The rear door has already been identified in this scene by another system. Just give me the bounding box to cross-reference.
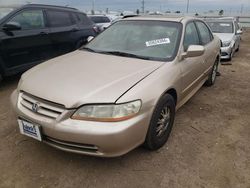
[0,9,52,69]
[180,21,205,99]
[195,21,216,75]
[46,9,78,57]
[72,13,96,48]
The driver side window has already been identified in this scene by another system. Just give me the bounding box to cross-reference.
[9,9,45,30]
[183,22,200,52]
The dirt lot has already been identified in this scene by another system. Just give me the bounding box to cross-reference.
[0,30,250,188]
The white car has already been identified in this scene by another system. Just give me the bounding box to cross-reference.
[205,18,242,61]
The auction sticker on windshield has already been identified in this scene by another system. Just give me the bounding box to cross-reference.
[146,38,170,47]
[18,119,42,141]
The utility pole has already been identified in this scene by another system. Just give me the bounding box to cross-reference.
[92,0,95,13]
[240,4,244,15]
[186,0,190,14]
[142,0,145,14]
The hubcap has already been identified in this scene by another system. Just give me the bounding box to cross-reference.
[156,106,171,137]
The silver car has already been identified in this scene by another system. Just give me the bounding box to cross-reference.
[205,17,242,60]
[11,16,221,157]
[89,15,111,32]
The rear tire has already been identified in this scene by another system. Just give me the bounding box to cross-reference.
[205,59,219,86]
[144,94,175,150]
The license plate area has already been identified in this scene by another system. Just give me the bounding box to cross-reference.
[18,118,42,141]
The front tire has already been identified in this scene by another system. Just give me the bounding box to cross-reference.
[228,45,235,61]
[144,94,176,150]
[236,45,240,52]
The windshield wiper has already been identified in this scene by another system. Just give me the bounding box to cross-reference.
[100,51,153,60]
[81,47,97,52]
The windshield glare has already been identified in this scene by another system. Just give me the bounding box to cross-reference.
[85,20,181,61]
[0,7,14,19]
[207,21,234,33]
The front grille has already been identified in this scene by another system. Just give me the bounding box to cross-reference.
[20,92,65,119]
[221,52,228,56]
[44,136,99,153]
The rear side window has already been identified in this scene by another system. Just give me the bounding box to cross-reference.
[183,22,200,51]
[195,21,212,45]
[9,9,45,30]
[77,13,93,25]
[47,10,73,27]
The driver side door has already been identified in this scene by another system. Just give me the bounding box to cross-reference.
[0,9,52,70]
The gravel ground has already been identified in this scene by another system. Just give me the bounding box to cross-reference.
[0,30,250,188]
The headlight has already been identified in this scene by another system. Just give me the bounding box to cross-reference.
[71,100,142,122]
[222,41,231,47]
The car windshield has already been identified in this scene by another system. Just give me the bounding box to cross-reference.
[206,21,234,33]
[90,16,110,23]
[84,20,182,61]
[0,7,15,20]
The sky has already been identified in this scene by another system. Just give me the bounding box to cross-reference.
[0,0,250,14]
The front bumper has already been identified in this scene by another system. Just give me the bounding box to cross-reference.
[220,46,232,59]
[11,90,152,157]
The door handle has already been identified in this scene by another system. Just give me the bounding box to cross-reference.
[71,28,79,32]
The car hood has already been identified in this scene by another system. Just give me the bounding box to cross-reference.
[20,50,164,108]
[214,33,234,42]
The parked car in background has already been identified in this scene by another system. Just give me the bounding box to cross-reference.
[11,16,221,157]
[205,17,242,61]
[0,4,97,82]
[88,15,111,32]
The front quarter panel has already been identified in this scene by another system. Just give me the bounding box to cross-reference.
[116,60,182,140]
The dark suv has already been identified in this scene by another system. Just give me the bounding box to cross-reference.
[0,4,97,81]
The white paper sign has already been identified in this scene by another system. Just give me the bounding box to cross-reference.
[146,38,170,47]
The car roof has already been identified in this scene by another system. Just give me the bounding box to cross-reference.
[88,15,109,17]
[124,15,200,23]
[203,16,236,21]
[205,19,233,23]
[21,4,81,13]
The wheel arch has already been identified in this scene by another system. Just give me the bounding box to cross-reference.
[163,88,178,106]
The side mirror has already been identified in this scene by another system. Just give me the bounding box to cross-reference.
[87,36,94,43]
[2,22,21,31]
[236,29,243,35]
[181,45,205,59]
